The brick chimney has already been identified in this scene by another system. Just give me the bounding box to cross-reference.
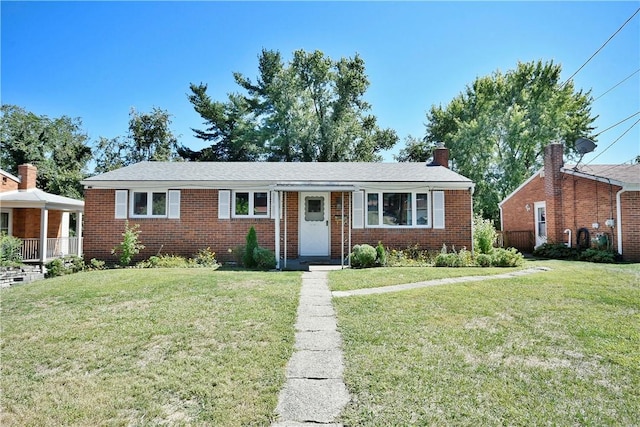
[18,164,38,190]
[431,143,450,168]
[543,142,564,243]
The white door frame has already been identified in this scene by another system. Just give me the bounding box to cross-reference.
[299,192,330,257]
[534,201,547,248]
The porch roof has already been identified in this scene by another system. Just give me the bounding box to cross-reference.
[0,189,84,212]
[82,161,474,189]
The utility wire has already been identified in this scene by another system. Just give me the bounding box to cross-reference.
[594,68,640,101]
[562,7,640,87]
[586,118,640,164]
[594,111,640,137]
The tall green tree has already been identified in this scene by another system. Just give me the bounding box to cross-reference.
[94,107,179,173]
[397,60,596,223]
[186,49,398,162]
[0,104,92,198]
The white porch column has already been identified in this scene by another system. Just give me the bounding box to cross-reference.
[77,212,83,257]
[40,208,49,266]
[274,191,281,270]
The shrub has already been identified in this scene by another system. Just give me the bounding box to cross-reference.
[473,214,497,255]
[491,247,525,267]
[253,247,277,270]
[192,247,219,267]
[475,253,493,267]
[386,244,434,267]
[243,227,258,268]
[0,233,23,266]
[533,243,578,260]
[435,246,474,267]
[579,248,617,263]
[88,258,105,270]
[112,221,145,266]
[375,241,387,266]
[45,255,84,278]
[350,244,377,268]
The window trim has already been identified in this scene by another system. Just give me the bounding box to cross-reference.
[1,209,12,235]
[129,189,169,218]
[231,190,270,218]
[364,190,433,228]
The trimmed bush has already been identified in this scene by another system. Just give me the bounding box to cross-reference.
[579,248,617,263]
[491,247,525,267]
[350,244,377,268]
[243,227,258,268]
[253,247,277,270]
[533,243,578,260]
[475,253,493,267]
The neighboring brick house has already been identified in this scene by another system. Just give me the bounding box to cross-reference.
[81,147,475,268]
[499,142,640,262]
[0,164,84,264]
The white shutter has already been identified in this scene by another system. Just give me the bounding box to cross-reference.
[433,191,445,229]
[168,190,180,219]
[218,190,230,219]
[115,190,128,219]
[352,190,364,229]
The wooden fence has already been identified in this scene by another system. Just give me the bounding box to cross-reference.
[497,230,535,254]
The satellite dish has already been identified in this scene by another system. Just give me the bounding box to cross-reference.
[575,137,597,155]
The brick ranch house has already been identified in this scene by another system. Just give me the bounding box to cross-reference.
[499,142,640,262]
[81,147,475,268]
[0,164,84,264]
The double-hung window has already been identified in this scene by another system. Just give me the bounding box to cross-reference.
[131,191,167,217]
[233,191,269,217]
[366,191,432,227]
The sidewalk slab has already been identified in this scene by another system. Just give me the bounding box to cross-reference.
[286,350,344,379]
[275,378,349,423]
[294,330,342,351]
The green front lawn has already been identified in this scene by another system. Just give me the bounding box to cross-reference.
[1,268,301,426]
[332,260,640,425]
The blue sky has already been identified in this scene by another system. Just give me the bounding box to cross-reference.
[2,1,639,167]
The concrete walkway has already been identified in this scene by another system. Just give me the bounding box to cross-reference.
[332,266,551,298]
[272,267,350,427]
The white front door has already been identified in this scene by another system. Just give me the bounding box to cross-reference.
[534,201,547,248]
[299,192,330,256]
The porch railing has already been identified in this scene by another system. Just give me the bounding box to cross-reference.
[20,237,82,262]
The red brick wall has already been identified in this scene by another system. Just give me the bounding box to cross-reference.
[500,173,544,234]
[18,164,37,190]
[11,208,64,239]
[350,189,472,253]
[84,188,474,264]
[1,173,19,192]
[501,171,640,262]
[621,191,640,262]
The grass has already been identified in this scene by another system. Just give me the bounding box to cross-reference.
[1,268,301,426]
[332,260,640,425]
[329,264,539,292]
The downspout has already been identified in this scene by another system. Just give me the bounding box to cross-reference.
[341,192,344,269]
[284,192,288,269]
[274,191,280,270]
[616,188,627,256]
[470,186,475,254]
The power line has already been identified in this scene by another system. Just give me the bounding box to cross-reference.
[562,7,640,87]
[586,117,640,164]
[594,111,640,137]
[594,68,640,101]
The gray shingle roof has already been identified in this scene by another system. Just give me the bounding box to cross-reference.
[564,164,640,185]
[83,162,473,186]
